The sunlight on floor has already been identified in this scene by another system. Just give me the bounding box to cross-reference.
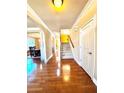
[62,64,71,82]
[40,64,43,70]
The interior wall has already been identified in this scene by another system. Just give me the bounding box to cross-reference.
[27,36,40,49]
[27,29,53,63]
[70,0,96,44]
[60,29,70,43]
[70,0,96,62]
[76,0,96,28]
[69,0,97,83]
[70,16,97,82]
[61,34,69,43]
[54,32,61,61]
[27,6,54,63]
[27,37,35,50]
[70,29,80,47]
[73,0,96,27]
[69,29,80,64]
[43,29,53,61]
[51,36,55,53]
[35,38,40,49]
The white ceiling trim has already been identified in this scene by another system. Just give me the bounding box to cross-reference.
[27,4,55,38]
[27,27,40,31]
[72,0,94,29]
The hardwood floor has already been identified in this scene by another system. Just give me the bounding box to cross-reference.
[27,56,97,93]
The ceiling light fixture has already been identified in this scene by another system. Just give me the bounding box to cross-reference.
[52,0,63,8]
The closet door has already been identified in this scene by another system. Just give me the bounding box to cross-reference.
[87,21,95,78]
[80,24,90,74]
[80,19,96,79]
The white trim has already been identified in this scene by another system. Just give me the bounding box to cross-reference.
[39,30,47,63]
[74,56,82,67]
[80,16,96,30]
[92,78,97,86]
[27,27,40,31]
[79,18,97,86]
[45,54,53,63]
[70,40,97,86]
[42,31,47,63]
[72,0,94,29]
[73,53,97,86]
[27,4,55,38]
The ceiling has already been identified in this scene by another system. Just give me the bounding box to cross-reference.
[27,17,40,38]
[27,16,39,28]
[27,0,88,32]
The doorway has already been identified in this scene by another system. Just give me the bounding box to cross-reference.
[27,30,47,63]
[27,36,41,58]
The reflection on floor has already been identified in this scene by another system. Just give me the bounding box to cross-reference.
[27,57,97,93]
[27,58,37,76]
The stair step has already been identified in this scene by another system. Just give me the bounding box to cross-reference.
[61,54,72,56]
[62,55,73,59]
[61,43,73,59]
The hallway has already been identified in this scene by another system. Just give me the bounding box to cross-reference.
[27,0,97,92]
[27,56,96,93]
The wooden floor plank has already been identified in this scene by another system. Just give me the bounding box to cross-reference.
[27,57,97,93]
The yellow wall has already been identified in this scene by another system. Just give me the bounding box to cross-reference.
[61,34,69,43]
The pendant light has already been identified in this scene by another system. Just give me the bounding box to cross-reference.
[52,0,63,8]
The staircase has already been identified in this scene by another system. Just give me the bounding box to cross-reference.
[61,43,73,59]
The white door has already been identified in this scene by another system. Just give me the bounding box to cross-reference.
[87,23,95,78]
[80,19,96,79]
[80,24,90,74]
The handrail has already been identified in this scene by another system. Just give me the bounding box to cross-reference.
[68,35,74,48]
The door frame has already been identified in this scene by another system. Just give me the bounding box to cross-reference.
[39,30,47,63]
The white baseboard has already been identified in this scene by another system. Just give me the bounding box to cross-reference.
[69,42,97,86]
[45,54,53,63]
[93,78,97,86]
[74,57,82,67]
